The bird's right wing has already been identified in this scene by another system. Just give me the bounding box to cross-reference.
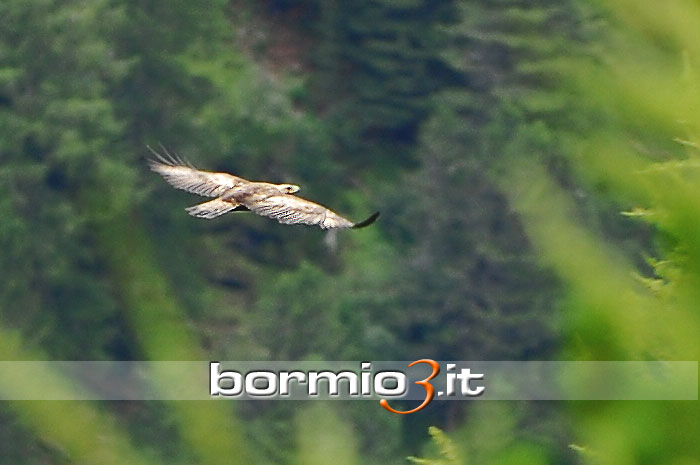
[246,194,379,230]
[147,146,247,197]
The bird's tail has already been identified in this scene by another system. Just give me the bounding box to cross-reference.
[185,198,240,219]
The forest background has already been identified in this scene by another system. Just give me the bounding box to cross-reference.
[1,1,699,464]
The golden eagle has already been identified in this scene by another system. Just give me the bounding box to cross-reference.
[148,147,379,230]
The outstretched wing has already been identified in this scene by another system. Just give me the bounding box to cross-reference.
[245,194,379,230]
[147,146,247,197]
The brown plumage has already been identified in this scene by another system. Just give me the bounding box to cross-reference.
[147,146,379,230]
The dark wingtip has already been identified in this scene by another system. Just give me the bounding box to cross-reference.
[145,143,192,168]
[352,211,380,229]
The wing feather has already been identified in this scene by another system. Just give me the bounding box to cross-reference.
[246,195,356,230]
[147,146,247,197]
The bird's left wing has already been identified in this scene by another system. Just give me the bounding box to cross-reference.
[148,146,247,198]
[246,194,378,230]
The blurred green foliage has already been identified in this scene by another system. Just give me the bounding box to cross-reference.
[0,0,698,464]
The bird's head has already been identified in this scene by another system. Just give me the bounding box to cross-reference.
[278,184,300,194]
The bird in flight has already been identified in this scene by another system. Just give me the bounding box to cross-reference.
[148,146,379,230]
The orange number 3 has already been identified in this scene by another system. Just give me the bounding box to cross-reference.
[380,359,440,414]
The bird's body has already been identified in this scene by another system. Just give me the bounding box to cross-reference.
[148,147,379,230]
